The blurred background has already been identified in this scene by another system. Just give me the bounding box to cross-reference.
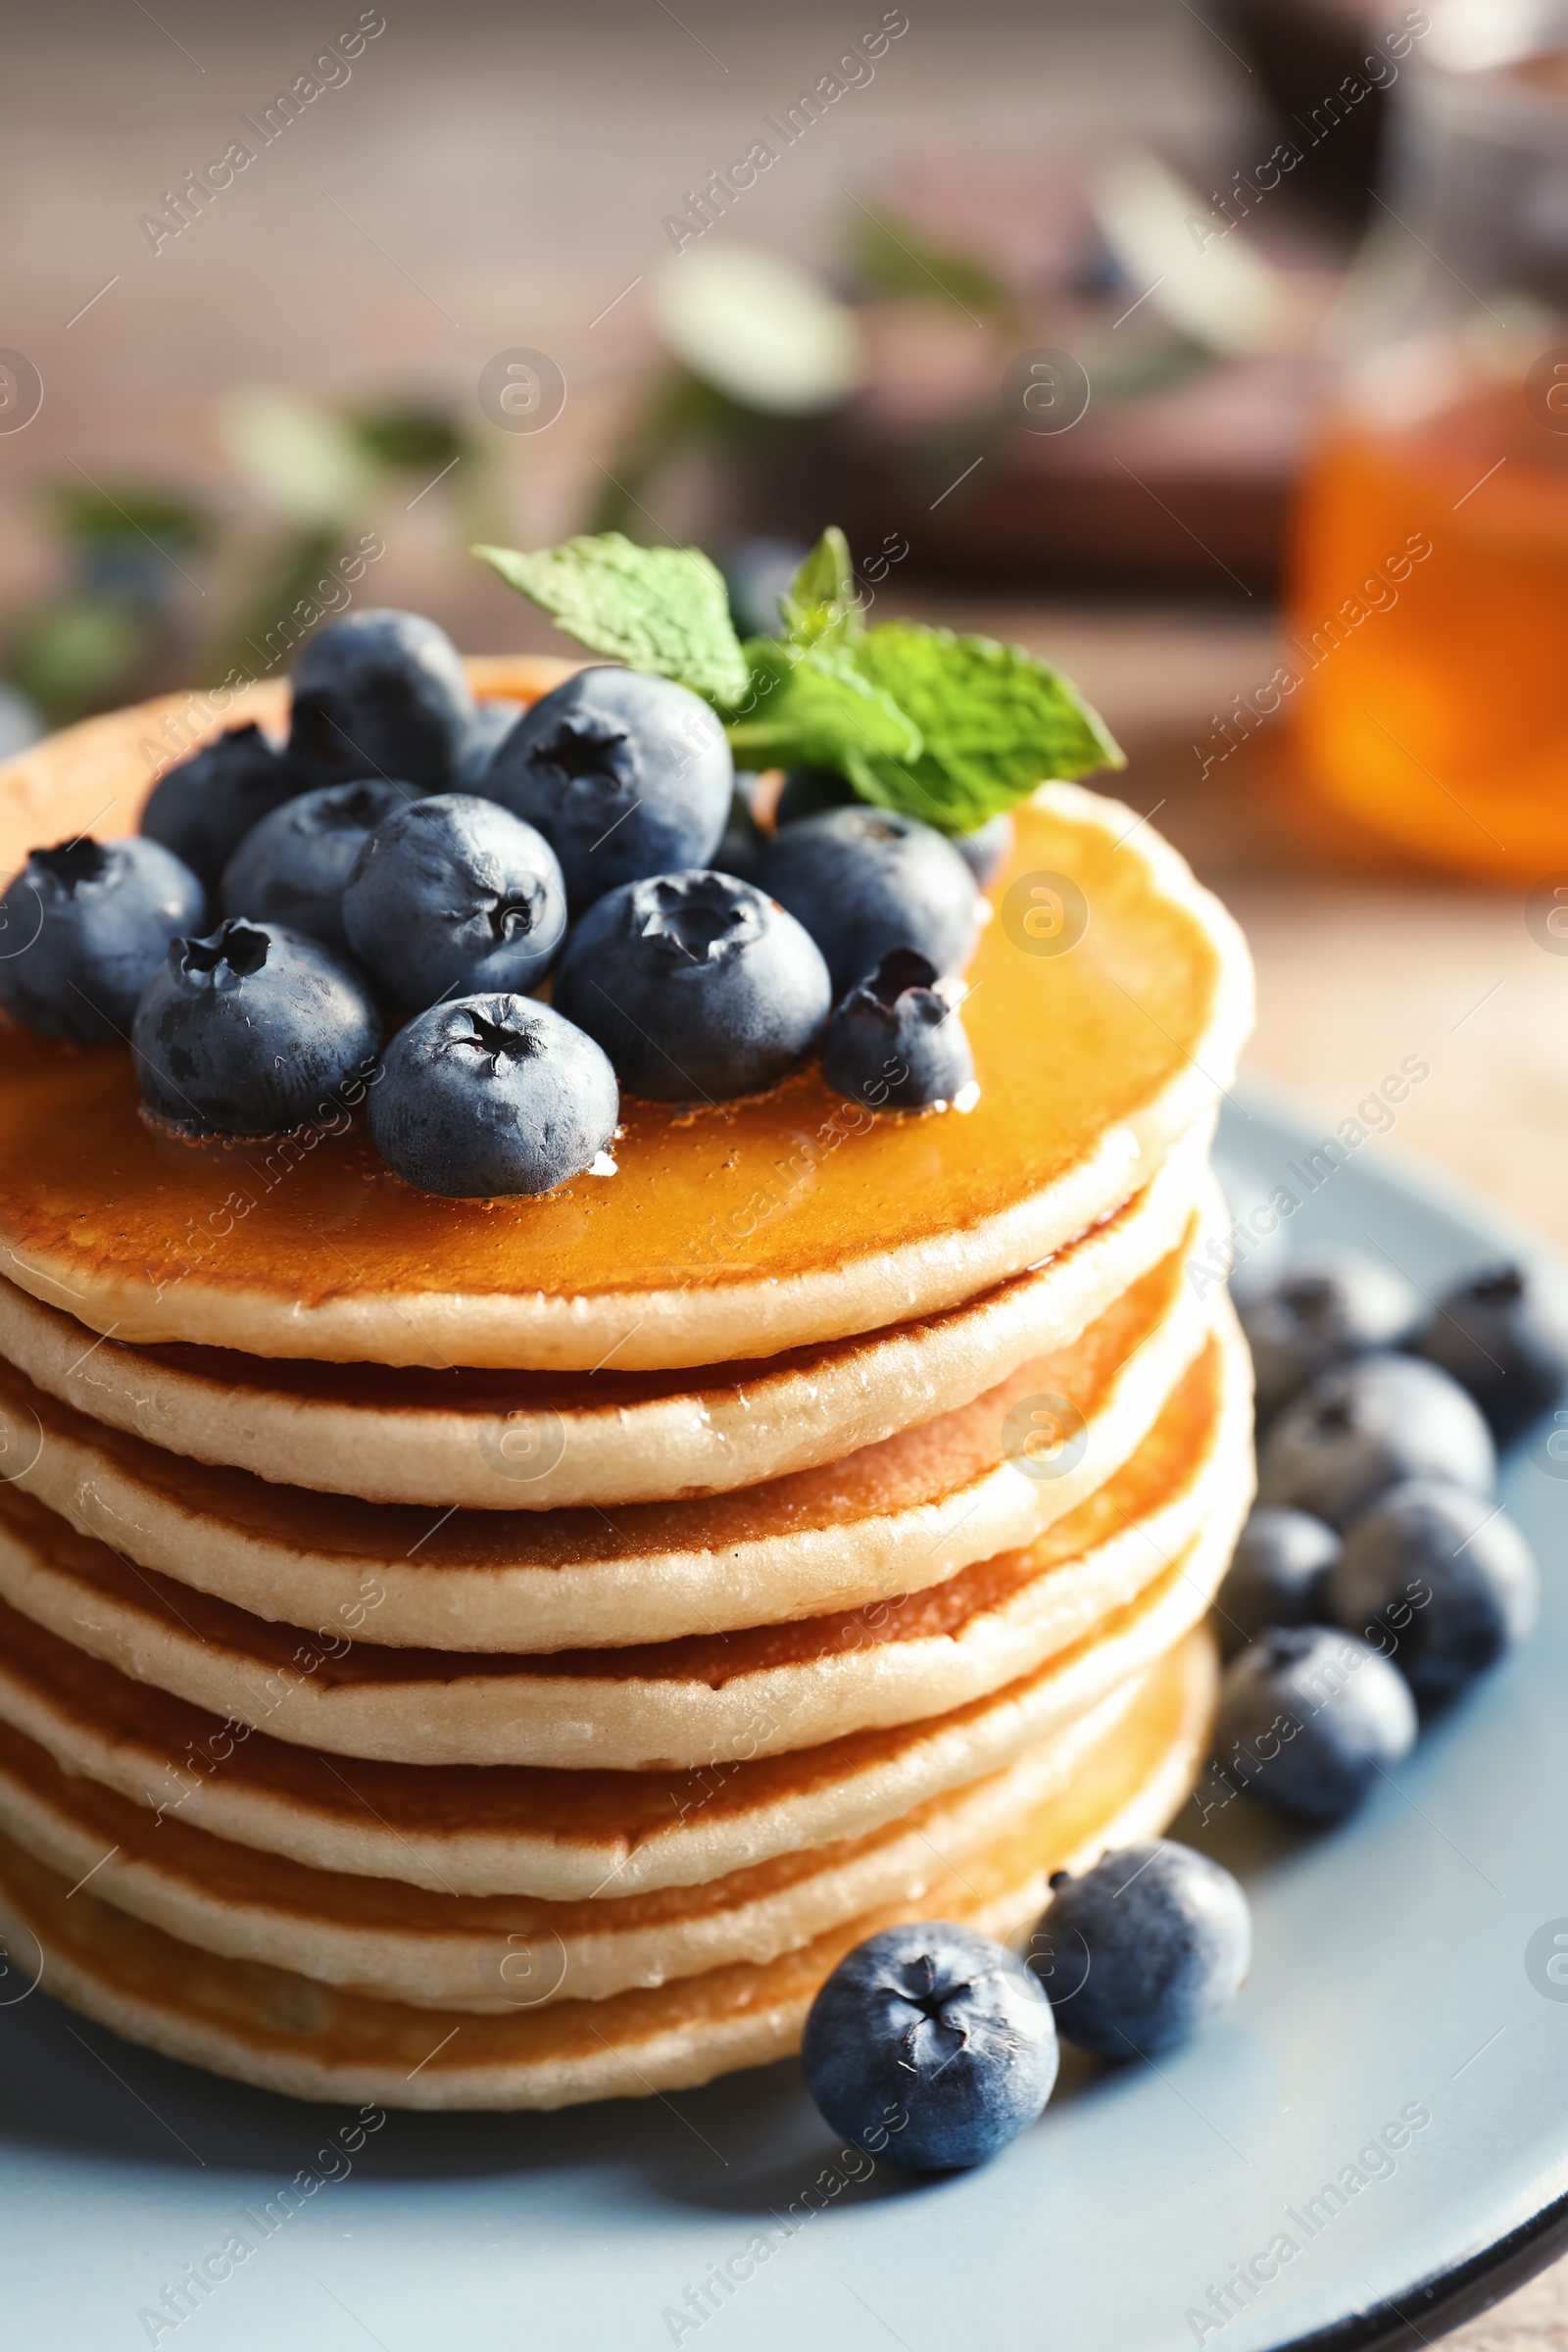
[6,5,1568,2338]
[5,0,1568,1221]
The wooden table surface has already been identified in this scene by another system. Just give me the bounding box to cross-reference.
[934,598,1568,2349]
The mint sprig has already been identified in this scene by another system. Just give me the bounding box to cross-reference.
[473,533,750,706]
[473,525,1122,832]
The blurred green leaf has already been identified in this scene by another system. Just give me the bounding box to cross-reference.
[779,527,861,651]
[845,203,1012,317]
[5,596,158,726]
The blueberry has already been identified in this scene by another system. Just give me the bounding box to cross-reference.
[221,780,413,952]
[1327,1479,1539,1700]
[341,794,566,1009]
[1213,1506,1342,1659]
[0,837,205,1043]
[131,919,380,1135]
[775,764,856,827]
[801,1921,1057,2171]
[368,994,618,1199]
[758,808,979,998]
[553,870,830,1102]
[139,723,305,892]
[821,948,975,1111]
[1255,1352,1495,1530]
[1031,1840,1250,2058]
[452,701,522,794]
[1415,1264,1568,1443]
[482,668,731,912]
[1240,1248,1423,1424]
[288,610,475,791]
[1215,1626,1418,1822]
[954,812,1014,888]
[710,792,768,885]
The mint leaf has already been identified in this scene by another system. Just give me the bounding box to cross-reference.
[724,637,921,776]
[473,533,750,706]
[842,622,1123,831]
[779,526,861,651]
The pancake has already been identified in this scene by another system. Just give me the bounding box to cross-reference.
[0,1473,1244,1899]
[0,1627,1214,2108]
[0,1207,1215,1664]
[0,662,1254,1370]
[0,1654,1159,2011]
[0,1302,1245,1769]
[0,1115,1210,1515]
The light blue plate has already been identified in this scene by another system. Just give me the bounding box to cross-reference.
[5,1086,1567,2352]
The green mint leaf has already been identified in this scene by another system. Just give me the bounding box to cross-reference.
[842,621,1124,832]
[779,526,862,651]
[724,637,921,776]
[472,533,750,706]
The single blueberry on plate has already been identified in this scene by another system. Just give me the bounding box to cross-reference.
[1327,1478,1540,1700]
[131,919,380,1135]
[0,837,205,1043]
[1239,1247,1423,1424]
[801,1920,1057,2171]
[758,807,979,998]
[1214,1625,1418,1823]
[553,870,830,1101]
[1255,1351,1495,1530]
[820,948,975,1111]
[1031,1840,1250,2058]
[1415,1263,1568,1442]
[342,794,567,1008]
[221,780,413,951]
[368,995,618,1199]
[139,723,305,892]
[1213,1505,1341,1658]
[288,609,475,791]
[483,667,731,911]
[954,810,1014,888]
[452,700,522,794]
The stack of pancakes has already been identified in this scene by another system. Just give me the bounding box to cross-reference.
[0,661,1254,2110]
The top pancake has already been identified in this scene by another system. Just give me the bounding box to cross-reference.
[0,661,1252,1370]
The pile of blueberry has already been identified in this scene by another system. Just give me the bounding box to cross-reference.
[799,1838,1252,2171]
[0,611,989,1199]
[1211,1249,1565,1822]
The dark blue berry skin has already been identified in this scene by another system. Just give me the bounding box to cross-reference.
[1255,1352,1495,1530]
[1415,1264,1568,1443]
[1031,1840,1250,2058]
[482,668,731,913]
[368,995,618,1199]
[1328,1479,1539,1701]
[774,764,856,827]
[801,1921,1057,2171]
[288,610,475,792]
[453,701,522,794]
[710,793,767,885]
[759,808,979,998]
[821,948,974,1111]
[131,920,381,1135]
[221,781,413,952]
[341,794,567,1009]
[955,812,1014,888]
[1214,1506,1342,1659]
[1240,1248,1423,1425]
[553,870,830,1102]
[139,723,306,892]
[0,837,205,1044]
[1214,1626,1418,1823]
